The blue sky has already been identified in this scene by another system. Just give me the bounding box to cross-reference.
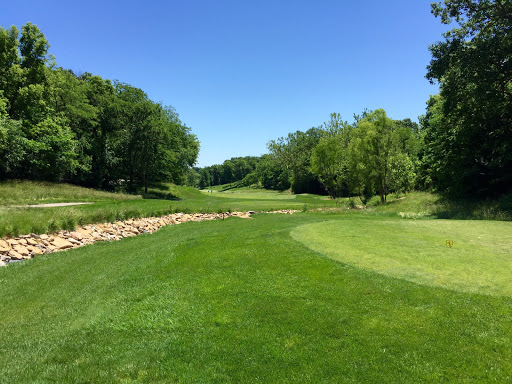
[2,0,447,167]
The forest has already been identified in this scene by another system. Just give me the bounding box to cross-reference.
[0,23,199,192]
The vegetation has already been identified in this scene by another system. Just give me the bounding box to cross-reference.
[2,212,512,382]
[1,180,510,238]
[423,0,512,197]
[1,2,512,382]
[292,218,512,296]
[190,1,512,202]
[0,23,199,192]
[194,111,421,204]
[0,180,139,205]
[0,181,337,236]
[196,156,260,189]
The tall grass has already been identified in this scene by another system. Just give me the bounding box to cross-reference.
[0,180,139,205]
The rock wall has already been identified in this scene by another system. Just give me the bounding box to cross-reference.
[0,210,298,267]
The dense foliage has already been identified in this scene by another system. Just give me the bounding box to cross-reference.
[193,111,421,203]
[195,156,260,189]
[422,0,512,197]
[0,23,199,191]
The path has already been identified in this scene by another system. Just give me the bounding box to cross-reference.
[11,202,94,208]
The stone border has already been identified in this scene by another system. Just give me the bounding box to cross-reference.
[0,210,298,267]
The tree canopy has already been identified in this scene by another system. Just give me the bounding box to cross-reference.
[0,23,199,190]
[424,0,512,196]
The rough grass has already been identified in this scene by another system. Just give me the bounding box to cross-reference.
[371,192,512,221]
[0,180,138,205]
[1,213,511,382]
[0,182,338,236]
[0,181,510,238]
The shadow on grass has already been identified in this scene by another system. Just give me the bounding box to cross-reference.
[141,191,181,201]
[433,194,512,221]
[139,182,181,201]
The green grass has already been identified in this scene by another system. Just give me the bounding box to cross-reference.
[0,181,167,237]
[201,187,298,200]
[1,213,512,382]
[1,181,510,237]
[0,181,338,236]
[0,180,139,205]
[292,217,512,296]
[369,191,512,221]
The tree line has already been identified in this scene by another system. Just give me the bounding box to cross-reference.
[0,23,199,192]
[2,1,510,201]
[191,110,421,204]
[193,0,511,201]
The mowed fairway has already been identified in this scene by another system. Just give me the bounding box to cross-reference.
[1,213,512,383]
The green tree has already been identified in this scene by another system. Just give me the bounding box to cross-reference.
[348,109,399,204]
[19,22,49,86]
[0,25,22,116]
[0,96,25,178]
[311,132,348,199]
[268,127,325,194]
[256,154,290,190]
[21,116,78,181]
[426,0,512,196]
[389,153,416,195]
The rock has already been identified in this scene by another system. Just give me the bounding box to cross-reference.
[69,232,83,241]
[17,238,28,245]
[39,234,49,240]
[0,239,10,252]
[7,239,18,247]
[26,238,38,246]
[0,260,7,267]
[27,245,44,255]
[8,250,23,260]
[51,237,73,250]
[13,245,29,256]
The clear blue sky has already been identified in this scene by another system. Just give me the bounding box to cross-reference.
[2,0,447,167]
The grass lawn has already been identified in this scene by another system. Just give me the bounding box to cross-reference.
[0,181,338,236]
[1,180,510,237]
[292,217,512,296]
[1,212,512,382]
